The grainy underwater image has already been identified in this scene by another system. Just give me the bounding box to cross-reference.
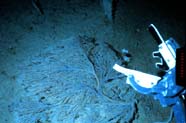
[0,0,185,123]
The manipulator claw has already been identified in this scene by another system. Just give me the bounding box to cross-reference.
[149,24,180,71]
[152,38,179,71]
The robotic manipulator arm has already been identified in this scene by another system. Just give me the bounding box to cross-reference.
[113,24,186,123]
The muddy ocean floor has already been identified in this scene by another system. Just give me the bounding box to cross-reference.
[0,0,185,123]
